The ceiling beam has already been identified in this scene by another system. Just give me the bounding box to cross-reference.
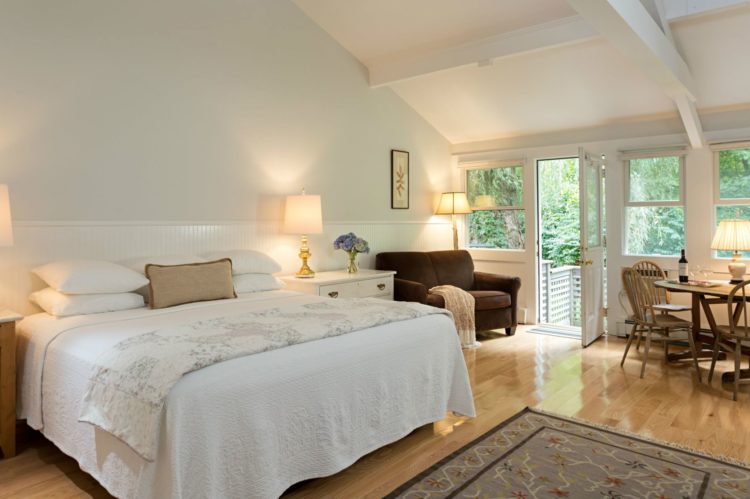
[368,16,597,88]
[566,0,704,147]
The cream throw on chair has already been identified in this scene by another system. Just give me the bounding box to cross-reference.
[430,285,477,348]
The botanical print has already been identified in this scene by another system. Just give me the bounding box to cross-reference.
[392,149,409,209]
[79,298,450,461]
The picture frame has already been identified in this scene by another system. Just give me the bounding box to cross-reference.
[391,149,409,209]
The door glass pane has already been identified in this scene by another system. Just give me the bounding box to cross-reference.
[629,156,680,202]
[718,148,750,199]
[586,163,600,247]
[625,206,685,256]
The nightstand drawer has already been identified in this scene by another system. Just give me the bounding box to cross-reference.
[319,282,359,299]
[280,270,396,301]
[356,278,393,298]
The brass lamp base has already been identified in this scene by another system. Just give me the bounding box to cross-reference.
[295,235,315,278]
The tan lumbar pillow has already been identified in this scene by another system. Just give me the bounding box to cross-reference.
[146,258,237,309]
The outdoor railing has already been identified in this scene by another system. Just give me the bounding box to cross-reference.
[540,261,607,326]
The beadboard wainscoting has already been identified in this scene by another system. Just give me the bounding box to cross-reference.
[0,221,452,314]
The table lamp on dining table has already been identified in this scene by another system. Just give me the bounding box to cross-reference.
[710,219,750,283]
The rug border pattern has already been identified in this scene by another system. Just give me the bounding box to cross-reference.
[386,407,750,497]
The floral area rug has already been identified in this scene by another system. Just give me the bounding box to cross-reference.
[387,408,750,498]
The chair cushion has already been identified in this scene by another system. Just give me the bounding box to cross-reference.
[646,312,691,328]
[427,250,475,291]
[467,290,511,310]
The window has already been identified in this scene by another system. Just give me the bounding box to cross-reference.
[464,164,525,249]
[714,145,750,258]
[624,155,685,256]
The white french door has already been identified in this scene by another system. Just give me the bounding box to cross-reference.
[578,147,606,347]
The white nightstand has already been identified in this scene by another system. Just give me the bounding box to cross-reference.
[281,269,396,300]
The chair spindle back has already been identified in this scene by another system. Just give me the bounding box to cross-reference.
[632,260,669,305]
[727,280,750,339]
[622,267,654,324]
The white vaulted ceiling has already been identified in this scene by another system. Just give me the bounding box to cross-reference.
[388,38,676,143]
[294,0,750,145]
[293,0,577,64]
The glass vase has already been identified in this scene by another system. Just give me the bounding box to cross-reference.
[346,251,358,273]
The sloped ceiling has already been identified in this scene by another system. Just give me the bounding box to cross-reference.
[294,0,750,144]
[293,0,577,64]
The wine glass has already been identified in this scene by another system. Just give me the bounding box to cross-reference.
[689,265,701,282]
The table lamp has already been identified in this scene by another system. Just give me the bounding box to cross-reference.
[283,190,322,278]
[0,185,13,247]
[436,192,472,251]
[710,219,750,283]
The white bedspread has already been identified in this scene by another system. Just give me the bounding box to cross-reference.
[17,290,475,499]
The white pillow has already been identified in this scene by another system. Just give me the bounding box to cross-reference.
[121,255,208,275]
[33,260,149,294]
[201,250,281,275]
[30,287,145,317]
[233,273,285,294]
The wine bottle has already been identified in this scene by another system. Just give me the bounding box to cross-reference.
[678,249,689,283]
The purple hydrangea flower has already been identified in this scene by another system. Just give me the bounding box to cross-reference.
[333,232,369,254]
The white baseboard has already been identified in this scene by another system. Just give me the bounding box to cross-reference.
[518,307,528,324]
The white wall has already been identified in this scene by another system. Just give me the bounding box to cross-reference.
[0,0,451,224]
[455,127,750,330]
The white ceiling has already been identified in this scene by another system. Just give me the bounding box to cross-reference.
[293,0,576,63]
[294,1,750,144]
[389,38,676,142]
[671,6,750,109]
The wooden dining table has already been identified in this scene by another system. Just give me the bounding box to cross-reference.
[655,279,746,382]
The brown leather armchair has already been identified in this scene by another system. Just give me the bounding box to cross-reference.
[375,250,521,335]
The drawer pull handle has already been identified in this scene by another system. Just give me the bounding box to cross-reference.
[377,283,386,290]
[328,291,339,298]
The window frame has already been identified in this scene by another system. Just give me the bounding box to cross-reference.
[624,153,685,208]
[712,142,750,259]
[622,152,686,257]
[712,141,750,207]
[460,159,525,252]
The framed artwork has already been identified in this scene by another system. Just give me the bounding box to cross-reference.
[391,149,409,209]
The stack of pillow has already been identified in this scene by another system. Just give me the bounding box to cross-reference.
[30,260,149,317]
[30,250,285,317]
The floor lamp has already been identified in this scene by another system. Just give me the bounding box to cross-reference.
[436,192,473,250]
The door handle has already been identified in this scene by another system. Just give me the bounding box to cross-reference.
[328,291,339,298]
[575,259,593,266]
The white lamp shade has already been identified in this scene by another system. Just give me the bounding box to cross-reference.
[436,192,472,215]
[0,185,13,247]
[710,219,750,251]
[283,194,323,234]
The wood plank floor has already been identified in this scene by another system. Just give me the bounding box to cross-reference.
[1,326,749,498]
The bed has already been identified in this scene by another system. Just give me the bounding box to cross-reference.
[16,289,475,498]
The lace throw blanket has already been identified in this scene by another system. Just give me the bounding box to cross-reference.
[429,285,476,347]
[78,298,450,461]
